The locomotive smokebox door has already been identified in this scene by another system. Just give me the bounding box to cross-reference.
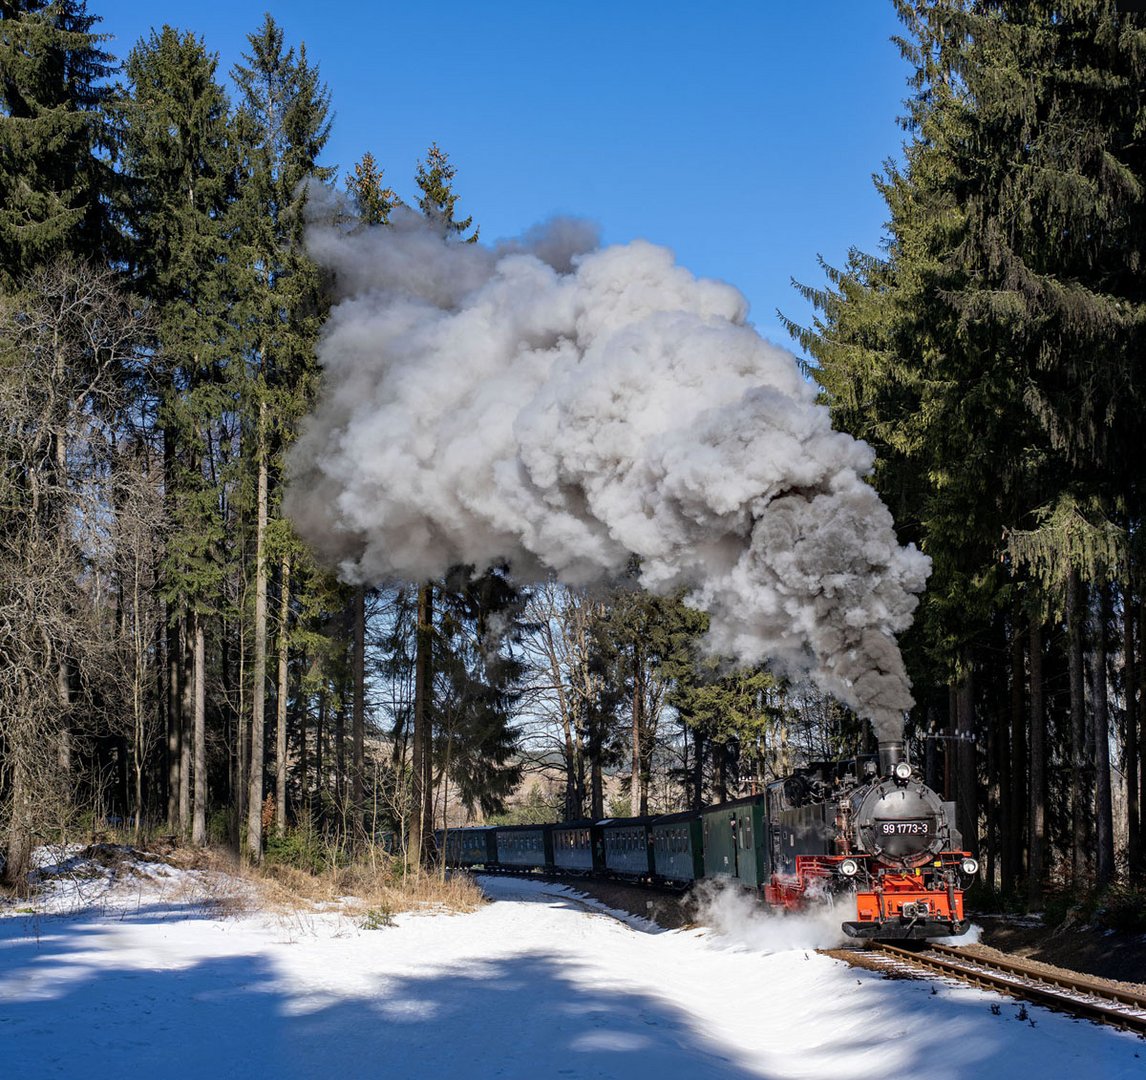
[854,782,946,867]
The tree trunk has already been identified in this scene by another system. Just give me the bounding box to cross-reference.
[221,609,240,848]
[715,741,728,804]
[408,583,433,867]
[955,669,978,865]
[1027,620,1046,907]
[589,705,604,821]
[52,350,72,788]
[3,724,35,896]
[132,558,146,843]
[179,617,192,836]
[692,724,705,810]
[419,584,435,857]
[246,401,269,864]
[1091,584,1114,888]
[1067,571,1087,885]
[1139,598,1146,875]
[236,615,248,850]
[299,656,314,817]
[631,654,642,816]
[315,686,326,812]
[56,656,71,783]
[166,613,181,831]
[944,683,956,802]
[562,716,579,820]
[986,683,1000,890]
[1006,612,1026,891]
[335,697,346,798]
[574,721,587,820]
[924,706,940,793]
[353,583,366,829]
[1127,590,1140,874]
[275,555,291,834]
[191,613,207,846]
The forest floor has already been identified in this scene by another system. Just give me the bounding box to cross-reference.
[969,914,1146,993]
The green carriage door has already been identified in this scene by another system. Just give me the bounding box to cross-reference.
[736,809,757,888]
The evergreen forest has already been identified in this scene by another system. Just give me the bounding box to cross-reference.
[1,0,1145,922]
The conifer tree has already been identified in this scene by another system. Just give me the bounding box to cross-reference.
[401,143,479,862]
[342,148,399,833]
[794,0,1146,893]
[119,25,236,841]
[0,1,119,282]
[415,142,477,242]
[435,567,527,819]
[346,150,397,226]
[231,14,332,861]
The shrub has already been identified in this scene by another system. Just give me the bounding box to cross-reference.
[359,905,395,930]
[207,809,233,847]
[265,825,327,875]
[1097,883,1146,934]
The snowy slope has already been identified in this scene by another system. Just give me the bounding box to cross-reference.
[1,859,1141,1079]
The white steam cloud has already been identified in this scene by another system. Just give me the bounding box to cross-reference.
[691,878,853,952]
[285,193,930,739]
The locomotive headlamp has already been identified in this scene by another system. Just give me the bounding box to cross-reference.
[961,857,979,876]
[893,762,912,782]
[840,858,859,877]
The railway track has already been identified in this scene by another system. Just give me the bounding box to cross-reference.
[824,941,1146,1035]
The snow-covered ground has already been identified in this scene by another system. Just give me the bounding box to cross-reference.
[1,850,1141,1079]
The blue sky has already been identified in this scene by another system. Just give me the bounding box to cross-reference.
[93,1,913,351]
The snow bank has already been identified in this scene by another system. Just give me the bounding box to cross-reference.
[0,861,1139,1079]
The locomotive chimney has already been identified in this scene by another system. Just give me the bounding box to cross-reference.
[878,739,905,777]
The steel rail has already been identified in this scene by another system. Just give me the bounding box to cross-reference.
[925,943,1146,1009]
[870,942,1146,1035]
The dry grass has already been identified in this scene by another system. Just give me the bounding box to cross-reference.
[251,859,486,918]
[9,827,486,922]
[162,862,255,919]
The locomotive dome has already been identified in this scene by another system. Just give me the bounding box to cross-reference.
[853,781,947,868]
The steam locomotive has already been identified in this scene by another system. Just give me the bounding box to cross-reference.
[440,739,976,940]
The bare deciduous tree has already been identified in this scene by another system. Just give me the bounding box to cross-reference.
[0,262,147,892]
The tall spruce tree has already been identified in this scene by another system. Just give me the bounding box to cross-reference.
[346,150,397,226]
[794,0,1146,894]
[231,14,332,861]
[0,1,118,282]
[415,142,477,242]
[342,148,398,834]
[119,25,236,841]
[402,143,480,863]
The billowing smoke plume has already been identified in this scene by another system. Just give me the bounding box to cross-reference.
[286,194,930,740]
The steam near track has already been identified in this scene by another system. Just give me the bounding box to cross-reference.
[285,192,930,740]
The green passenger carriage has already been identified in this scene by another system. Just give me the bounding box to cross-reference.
[650,810,704,883]
[700,794,770,889]
[600,817,655,878]
[492,824,554,869]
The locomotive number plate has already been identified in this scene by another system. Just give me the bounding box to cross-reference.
[878,821,931,836]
